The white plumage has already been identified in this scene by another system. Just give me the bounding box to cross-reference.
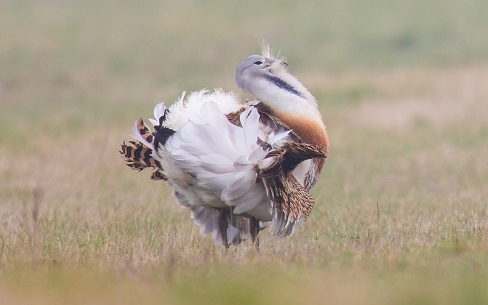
[121,46,328,247]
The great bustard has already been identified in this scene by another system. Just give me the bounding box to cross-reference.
[120,45,328,248]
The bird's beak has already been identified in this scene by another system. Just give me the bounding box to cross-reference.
[263,58,275,68]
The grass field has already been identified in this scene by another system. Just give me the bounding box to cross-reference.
[1,1,488,304]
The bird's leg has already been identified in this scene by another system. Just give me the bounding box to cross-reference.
[218,209,229,249]
[250,216,260,251]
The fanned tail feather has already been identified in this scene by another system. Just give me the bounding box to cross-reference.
[120,140,160,171]
[120,103,174,181]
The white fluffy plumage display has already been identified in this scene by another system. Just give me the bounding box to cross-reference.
[121,45,328,248]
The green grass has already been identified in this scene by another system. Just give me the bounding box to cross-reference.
[1,1,488,304]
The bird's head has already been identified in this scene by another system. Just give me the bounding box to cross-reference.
[235,55,289,93]
[235,47,322,124]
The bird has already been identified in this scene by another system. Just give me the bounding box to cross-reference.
[120,45,329,248]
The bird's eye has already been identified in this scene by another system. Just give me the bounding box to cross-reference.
[254,60,263,65]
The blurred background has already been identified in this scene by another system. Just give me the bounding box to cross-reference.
[2,0,487,209]
[2,0,487,136]
[1,1,488,304]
